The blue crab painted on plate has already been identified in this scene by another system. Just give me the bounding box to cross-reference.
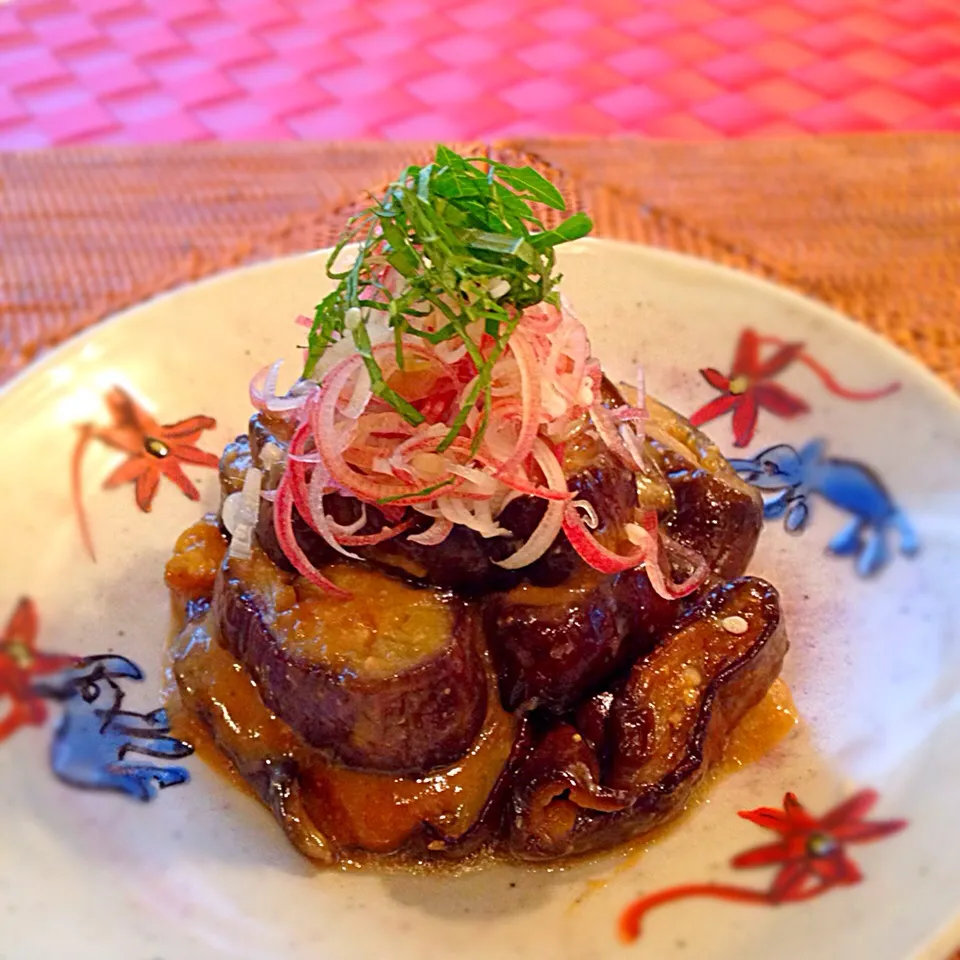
[729,439,919,577]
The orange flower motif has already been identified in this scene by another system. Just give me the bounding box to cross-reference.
[72,387,219,559]
[0,598,77,743]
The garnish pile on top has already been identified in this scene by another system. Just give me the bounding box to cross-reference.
[237,146,705,600]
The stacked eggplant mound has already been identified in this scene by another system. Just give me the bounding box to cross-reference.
[164,148,787,866]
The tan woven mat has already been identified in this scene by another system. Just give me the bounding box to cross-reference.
[1,136,958,392]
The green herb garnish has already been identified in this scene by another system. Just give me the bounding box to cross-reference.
[303,146,592,455]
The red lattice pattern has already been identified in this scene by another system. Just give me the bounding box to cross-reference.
[2,0,960,146]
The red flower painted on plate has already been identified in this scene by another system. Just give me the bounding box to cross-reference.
[689,329,900,448]
[619,789,906,943]
[733,789,906,898]
[72,386,219,559]
[0,598,78,743]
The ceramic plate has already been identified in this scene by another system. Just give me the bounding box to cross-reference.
[2,239,958,960]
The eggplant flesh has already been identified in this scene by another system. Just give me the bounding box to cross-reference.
[168,594,524,861]
[507,577,788,860]
[214,544,488,775]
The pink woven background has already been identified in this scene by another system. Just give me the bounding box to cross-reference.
[2,0,960,147]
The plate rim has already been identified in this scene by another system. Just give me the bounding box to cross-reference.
[3,237,957,417]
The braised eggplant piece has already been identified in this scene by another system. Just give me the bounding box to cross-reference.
[219,434,254,501]
[481,393,762,714]
[644,398,763,580]
[508,577,787,860]
[300,693,527,858]
[214,543,487,774]
[483,565,676,713]
[242,411,636,593]
[168,596,525,861]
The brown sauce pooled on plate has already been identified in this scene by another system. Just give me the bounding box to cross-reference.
[722,678,798,770]
[165,519,521,864]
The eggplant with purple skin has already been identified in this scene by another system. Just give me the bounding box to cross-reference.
[483,565,676,713]
[299,688,528,858]
[168,585,526,861]
[214,542,488,774]
[508,576,788,860]
[482,397,764,714]
[645,397,764,580]
[169,602,336,863]
[241,411,638,593]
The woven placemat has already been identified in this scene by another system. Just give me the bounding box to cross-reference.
[0,142,426,379]
[524,135,960,386]
[1,136,958,394]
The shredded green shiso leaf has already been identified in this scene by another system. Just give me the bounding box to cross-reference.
[303,145,592,454]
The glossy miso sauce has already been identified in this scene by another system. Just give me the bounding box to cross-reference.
[723,678,798,769]
[228,547,456,678]
[167,603,517,866]
[164,518,796,872]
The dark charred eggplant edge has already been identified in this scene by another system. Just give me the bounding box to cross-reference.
[508,577,787,860]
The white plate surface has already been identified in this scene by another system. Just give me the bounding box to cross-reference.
[1,239,957,960]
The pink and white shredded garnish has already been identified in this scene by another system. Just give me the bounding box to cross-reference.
[251,273,706,600]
